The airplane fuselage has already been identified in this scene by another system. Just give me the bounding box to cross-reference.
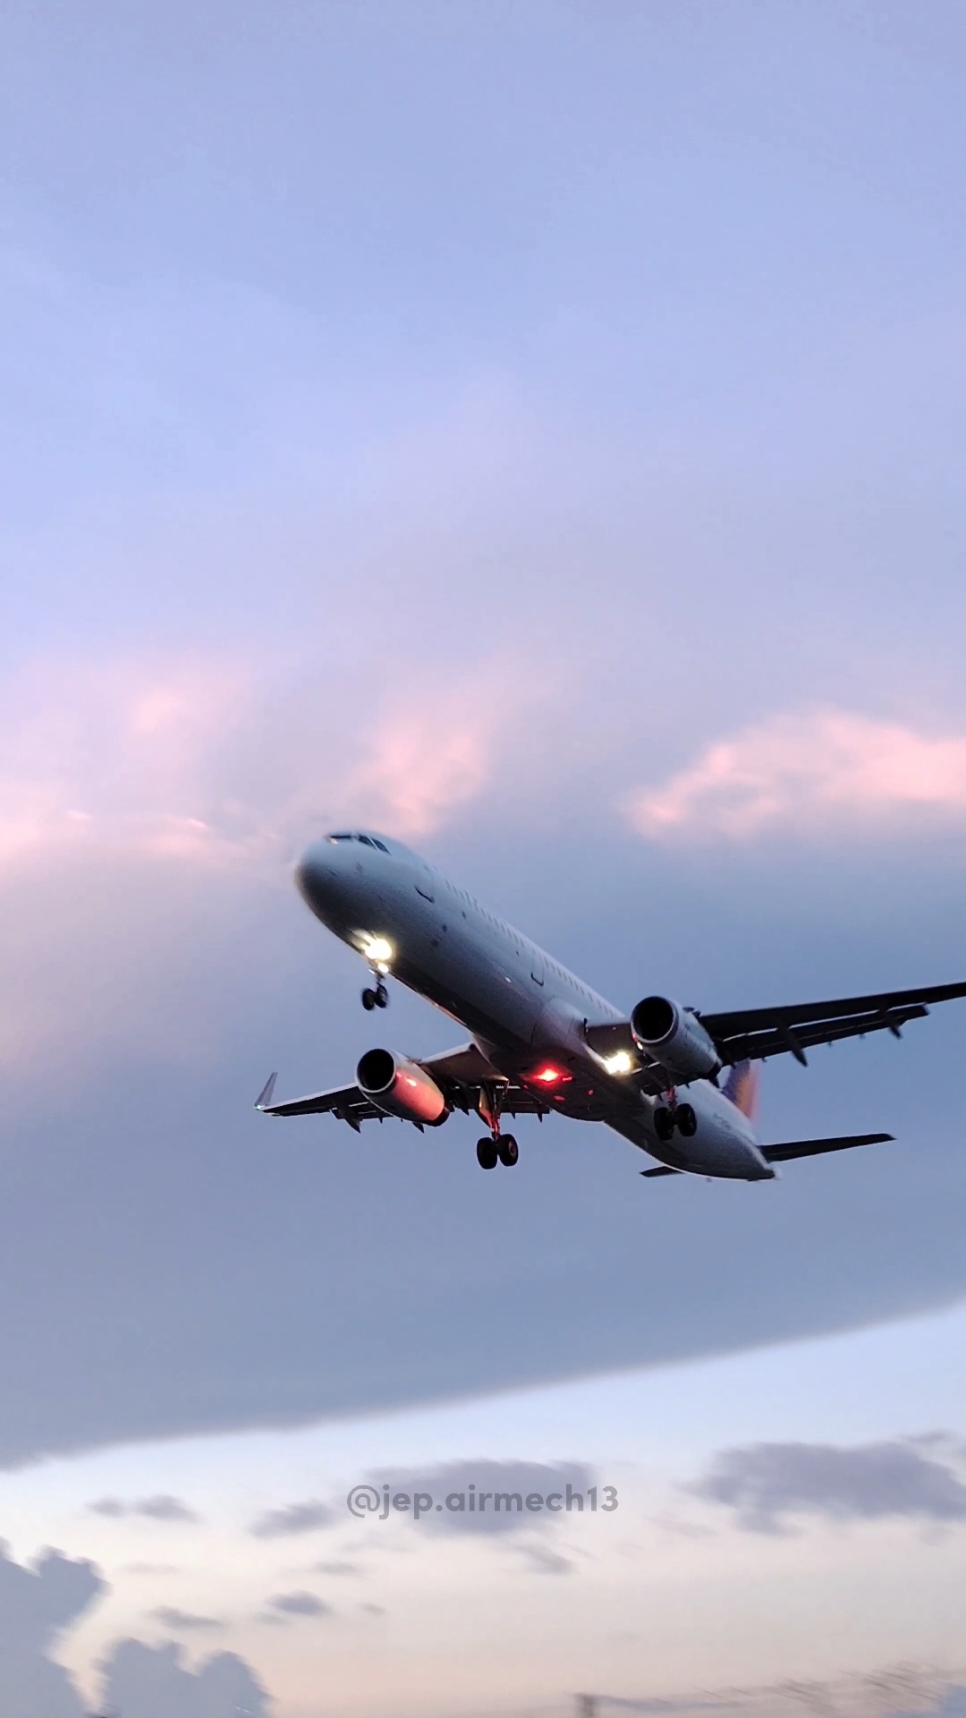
[295,832,773,1180]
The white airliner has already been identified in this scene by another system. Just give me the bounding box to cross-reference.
[256,831,966,1181]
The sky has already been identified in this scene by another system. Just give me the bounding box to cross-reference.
[1,0,966,1712]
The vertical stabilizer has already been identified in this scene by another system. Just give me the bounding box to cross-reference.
[723,1059,760,1122]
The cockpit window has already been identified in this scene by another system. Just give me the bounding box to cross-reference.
[325,831,390,852]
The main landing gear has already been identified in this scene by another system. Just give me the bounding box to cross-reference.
[654,1101,697,1142]
[475,1082,517,1168]
[362,981,389,1012]
[477,1134,519,1170]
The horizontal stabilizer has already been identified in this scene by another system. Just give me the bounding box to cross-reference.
[761,1131,892,1164]
[640,1131,893,1179]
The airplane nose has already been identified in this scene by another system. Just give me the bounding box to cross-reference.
[294,842,344,918]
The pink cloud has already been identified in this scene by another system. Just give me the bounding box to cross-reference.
[627,708,966,841]
[343,665,533,838]
[0,654,253,870]
[0,648,536,878]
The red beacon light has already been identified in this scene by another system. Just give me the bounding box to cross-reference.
[531,1064,573,1086]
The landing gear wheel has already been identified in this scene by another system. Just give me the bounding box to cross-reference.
[375,982,388,1008]
[362,987,377,1011]
[676,1103,697,1137]
[654,1106,674,1142]
[476,1137,498,1170]
[497,1134,519,1167]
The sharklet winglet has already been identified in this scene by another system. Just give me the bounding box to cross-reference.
[255,1072,278,1111]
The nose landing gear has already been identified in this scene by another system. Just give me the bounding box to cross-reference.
[361,981,389,1012]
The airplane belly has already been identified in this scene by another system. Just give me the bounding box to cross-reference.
[607,1084,774,1181]
[390,907,541,1050]
[675,1125,773,1180]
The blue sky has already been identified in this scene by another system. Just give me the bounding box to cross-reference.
[2,2,966,1712]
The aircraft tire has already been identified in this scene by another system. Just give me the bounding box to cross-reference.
[362,988,377,1011]
[654,1106,674,1142]
[497,1135,519,1167]
[476,1138,499,1170]
[676,1103,697,1137]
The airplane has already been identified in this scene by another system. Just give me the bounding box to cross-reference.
[256,830,966,1181]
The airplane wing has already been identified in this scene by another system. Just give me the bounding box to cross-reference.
[586,980,966,1071]
[255,1043,551,1131]
[641,1131,894,1177]
[699,980,966,1066]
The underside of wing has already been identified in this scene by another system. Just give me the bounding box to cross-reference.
[417,1042,552,1116]
[700,980,966,1065]
[255,1074,382,1127]
[255,1042,551,1130]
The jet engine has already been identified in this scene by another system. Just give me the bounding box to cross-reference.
[356,1048,449,1125]
[630,996,721,1084]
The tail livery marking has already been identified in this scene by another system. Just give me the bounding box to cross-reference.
[722,1059,760,1122]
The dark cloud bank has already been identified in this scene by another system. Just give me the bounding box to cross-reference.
[692,1437,966,1534]
[0,1543,267,1717]
[4,827,966,1468]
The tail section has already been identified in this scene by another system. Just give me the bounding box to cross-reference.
[723,1059,760,1123]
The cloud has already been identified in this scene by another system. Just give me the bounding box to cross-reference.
[102,1640,269,1718]
[312,1559,362,1575]
[249,1499,332,1539]
[268,1590,331,1618]
[0,653,255,874]
[89,1495,199,1523]
[628,708,966,841]
[343,662,539,838]
[152,1605,223,1632]
[0,645,537,891]
[138,1495,200,1523]
[571,1664,966,1718]
[365,1461,594,1535]
[516,1542,574,1575]
[691,1438,966,1533]
[898,1690,966,1718]
[0,1543,105,1717]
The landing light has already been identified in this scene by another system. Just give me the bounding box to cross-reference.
[603,1050,635,1076]
[362,934,394,971]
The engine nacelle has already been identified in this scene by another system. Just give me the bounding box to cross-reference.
[357,1048,449,1126]
[630,996,721,1084]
